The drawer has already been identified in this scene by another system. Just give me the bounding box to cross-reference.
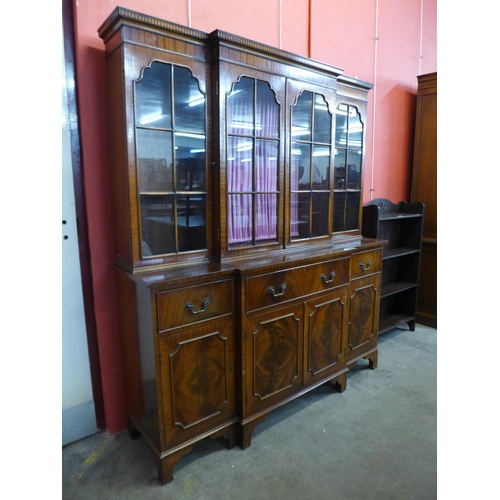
[157,279,234,332]
[350,249,382,280]
[246,258,349,312]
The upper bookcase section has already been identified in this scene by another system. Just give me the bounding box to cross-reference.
[98,8,373,272]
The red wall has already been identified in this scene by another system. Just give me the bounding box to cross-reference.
[72,0,437,434]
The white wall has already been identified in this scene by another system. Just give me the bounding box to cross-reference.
[62,23,97,445]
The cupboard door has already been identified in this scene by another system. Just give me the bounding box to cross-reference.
[216,67,286,258]
[135,61,209,260]
[303,288,348,387]
[158,319,236,449]
[243,304,303,417]
[347,274,380,364]
[287,80,336,244]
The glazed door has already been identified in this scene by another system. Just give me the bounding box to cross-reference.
[303,287,348,388]
[286,80,336,245]
[158,318,236,449]
[216,66,286,258]
[243,303,303,417]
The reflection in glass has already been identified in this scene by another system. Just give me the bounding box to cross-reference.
[255,140,279,192]
[228,194,252,244]
[227,77,255,135]
[291,142,311,190]
[256,194,278,241]
[173,66,205,134]
[334,104,348,148]
[333,192,345,233]
[139,194,206,256]
[174,133,206,191]
[348,107,363,147]
[294,193,311,238]
[227,77,280,246]
[311,193,329,237]
[135,61,208,257]
[177,195,207,251]
[140,194,175,256]
[256,80,279,138]
[345,192,360,230]
[292,91,312,140]
[313,94,331,143]
[136,62,172,129]
[227,137,253,192]
[333,103,364,234]
[291,90,332,240]
[346,154,361,189]
[312,145,330,187]
[137,129,173,192]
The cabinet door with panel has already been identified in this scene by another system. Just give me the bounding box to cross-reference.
[158,318,237,447]
[242,303,304,420]
[303,287,348,389]
[347,249,382,368]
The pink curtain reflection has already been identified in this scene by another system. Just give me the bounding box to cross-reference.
[227,78,279,244]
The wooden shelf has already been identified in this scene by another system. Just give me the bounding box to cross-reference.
[379,313,415,334]
[362,199,424,335]
[381,281,417,298]
[383,247,420,259]
[379,213,422,221]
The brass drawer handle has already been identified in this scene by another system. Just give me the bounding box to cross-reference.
[359,260,372,272]
[320,272,336,284]
[184,298,211,314]
[268,283,287,297]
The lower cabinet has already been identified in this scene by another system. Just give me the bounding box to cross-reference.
[119,269,238,485]
[239,256,351,447]
[119,241,384,484]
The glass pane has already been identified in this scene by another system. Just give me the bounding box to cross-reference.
[333,149,347,191]
[345,192,360,230]
[311,193,329,237]
[256,194,278,241]
[173,66,205,134]
[312,145,330,188]
[136,62,172,129]
[256,80,279,138]
[294,193,311,239]
[140,194,175,256]
[333,192,345,233]
[227,77,255,135]
[334,104,348,148]
[292,91,312,140]
[177,195,207,251]
[174,133,206,191]
[255,140,278,191]
[348,106,362,148]
[290,192,300,238]
[291,142,311,190]
[228,194,253,245]
[227,137,253,192]
[137,129,173,192]
[313,94,331,143]
[346,151,362,189]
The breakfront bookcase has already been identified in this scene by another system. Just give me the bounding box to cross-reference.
[98,7,386,484]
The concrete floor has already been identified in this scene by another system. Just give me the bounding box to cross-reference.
[62,324,437,499]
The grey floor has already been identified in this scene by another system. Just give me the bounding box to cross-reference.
[62,324,436,500]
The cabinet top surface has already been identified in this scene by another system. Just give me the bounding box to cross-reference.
[125,237,386,285]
